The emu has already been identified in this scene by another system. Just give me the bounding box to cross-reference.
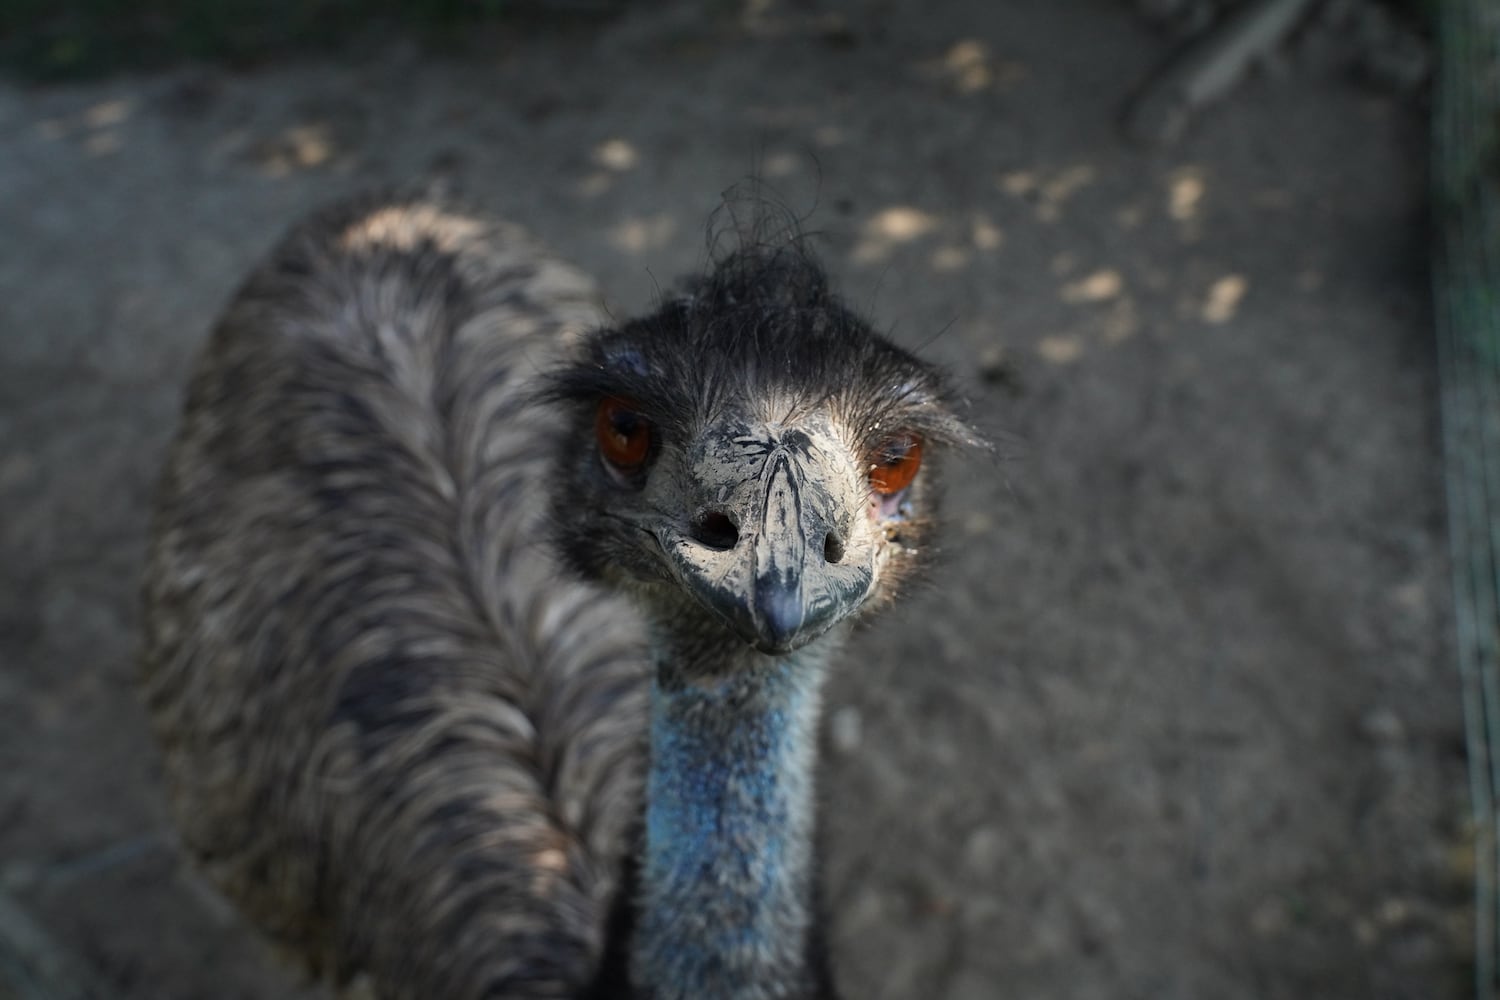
[139,193,973,1000]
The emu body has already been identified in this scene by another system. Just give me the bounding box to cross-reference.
[140,194,969,999]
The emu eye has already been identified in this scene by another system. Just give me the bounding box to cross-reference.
[867,433,923,496]
[595,397,652,473]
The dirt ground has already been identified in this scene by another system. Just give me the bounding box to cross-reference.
[0,1,1470,998]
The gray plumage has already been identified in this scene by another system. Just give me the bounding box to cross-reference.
[139,192,973,1000]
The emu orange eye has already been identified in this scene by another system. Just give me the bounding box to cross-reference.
[595,397,652,472]
[867,433,923,496]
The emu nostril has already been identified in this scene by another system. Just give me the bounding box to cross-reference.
[823,529,845,564]
[690,510,740,550]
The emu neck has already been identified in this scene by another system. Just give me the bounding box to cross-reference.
[632,645,831,1000]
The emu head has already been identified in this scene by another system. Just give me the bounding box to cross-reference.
[548,243,972,668]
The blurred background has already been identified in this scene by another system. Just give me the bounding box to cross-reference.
[0,1,1465,998]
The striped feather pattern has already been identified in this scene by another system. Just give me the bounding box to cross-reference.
[140,195,649,998]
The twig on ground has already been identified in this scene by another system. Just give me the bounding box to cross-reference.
[1122,0,1321,145]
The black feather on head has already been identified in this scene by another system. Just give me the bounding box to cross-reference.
[546,196,974,451]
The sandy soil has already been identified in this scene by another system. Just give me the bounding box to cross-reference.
[0,1,1470,998]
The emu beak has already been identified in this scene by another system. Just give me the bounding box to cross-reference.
[658,429,875,655]
[747,451,820,651]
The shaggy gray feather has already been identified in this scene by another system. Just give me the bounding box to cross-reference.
[140,195,649,998]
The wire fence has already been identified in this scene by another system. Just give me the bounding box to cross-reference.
[1435,3,1500,997]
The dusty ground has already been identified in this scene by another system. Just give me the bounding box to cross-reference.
[0,1,1470,998]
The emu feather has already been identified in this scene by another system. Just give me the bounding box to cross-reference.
[140,193,971,999]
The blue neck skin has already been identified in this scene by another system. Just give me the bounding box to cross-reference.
[631,651,829,999]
